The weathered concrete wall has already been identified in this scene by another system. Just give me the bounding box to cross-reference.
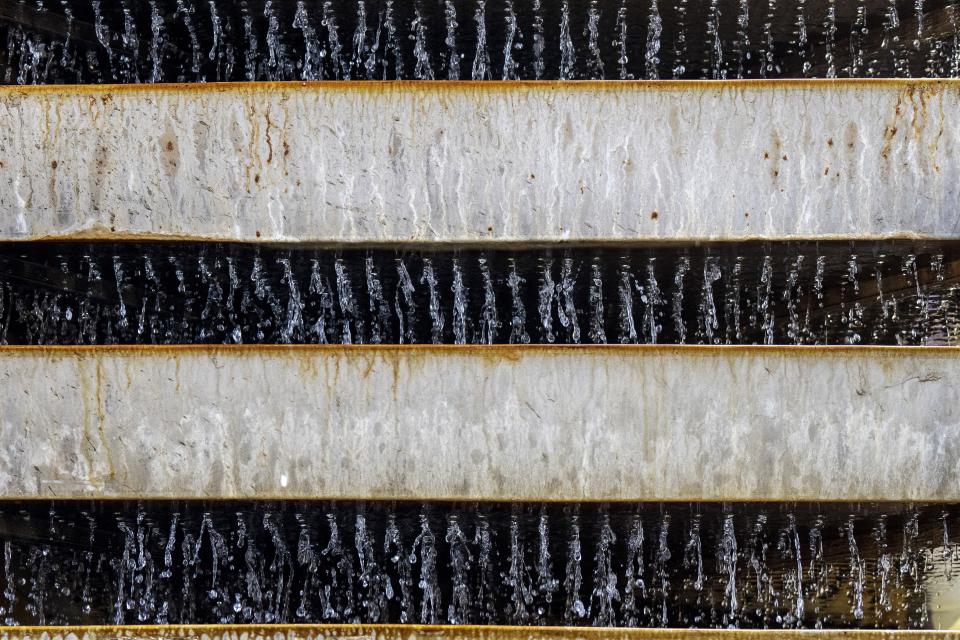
[1,80,959,243]
[0,626,954,640]
[0,345,957,501]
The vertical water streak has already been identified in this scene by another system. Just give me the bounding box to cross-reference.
[91,0,115,79]
[502,0,519,80]
[355,514,387,622]
[308,259,335,344]
[421,259,444,343]
[412,5,435,79]
[784,255,804,344]
[352,1,370,79]
[585,0,604,78]
[761,0,777,77]
[335,258,359,344]
[395,259,417,345]
[384,1,405,78]
[735,0,750,77]
[559,0,576,79]
[120,0,140,82]
[588,259,606,343]
[536,510,559,617]
[758,256,775,344]
[824,0,837,77]
[323,0,346,79]
[719,514,738,624]
[451,259,468,344]
[683,516,704,592]
[563,511,586,622]
[883,0,906,76]
[263,1,286,79]
[672,0,688,77]
[643,259,663,344]
[507,259,530,344]
[795,0,809,76]
[589,514,619,626]
[365,257,391,344]
[177,0,203,78]
[384,515,415,623]
[444,0,460,79]
[785,515,804,625]
[846,517,865,620]
[699,257,721,343]
[413,514,440,624]
[645,0,661,79]
[474,515,497,624]
[279,258,304,344]
[653,515,671,626]
[555,257,579,342]
[532,0,545,79]
[539,259,556,343]
[242,7,259,80]
[472,0,491,80]
[705,0,725,78]
[672,257,690,343]
[294,2,321,80]
[850,2,867,77]
[621,514,645,626]
[615,0,630,79]
[445,515,472,624]
[479,256,499,344]
[506,510,532,623]
[618,265,638,343]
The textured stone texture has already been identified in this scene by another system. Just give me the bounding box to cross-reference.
[0,345,957,501]
[1,81,959,242]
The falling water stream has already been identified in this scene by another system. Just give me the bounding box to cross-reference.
[4,0,960,83]
[0,501,956,629]
[0,241,958,346]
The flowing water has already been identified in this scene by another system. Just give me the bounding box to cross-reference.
[0,501,956,628]
[0,241,958,346]
[3,0,960,83]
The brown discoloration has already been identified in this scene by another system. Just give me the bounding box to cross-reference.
[2,78,959,99]
[265,112,275,164]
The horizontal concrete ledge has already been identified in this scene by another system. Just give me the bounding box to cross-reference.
[1,344,958,501]
[2,80,960,243]
[1,626,957,640]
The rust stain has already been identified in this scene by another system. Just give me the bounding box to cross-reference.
[265,112,274,164]
[1,78,959,99]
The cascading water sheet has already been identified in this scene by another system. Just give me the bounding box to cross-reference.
[4,0,960,83]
